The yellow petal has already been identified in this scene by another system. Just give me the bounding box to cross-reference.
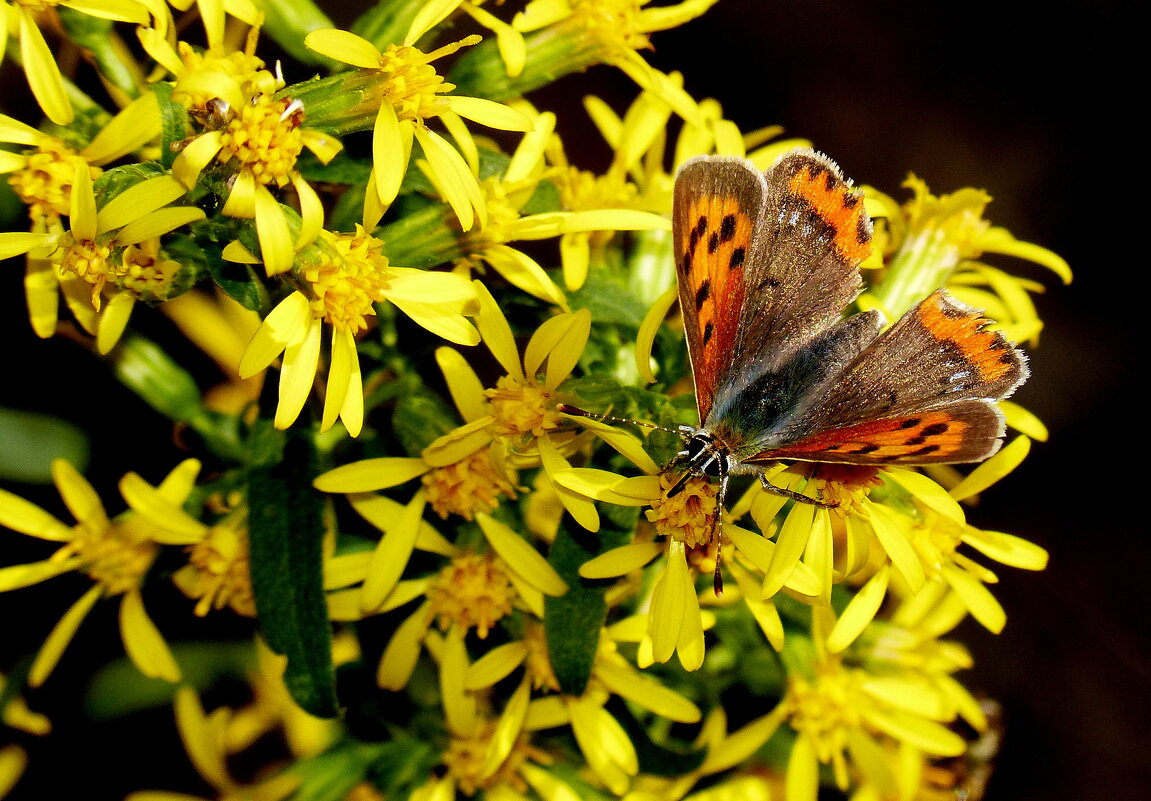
[19,10,72,125]
[436,347,489,423]
[24,249,60,338]
[82,92,161,165]
[885,468,965,526]
[97,175,189,233]
[594,657,701,722]
[372,105,411,210]
[255,186,295,276]
[414,126,477,232]
[649,544,688,664]
[292,172,325,250]
[321,329,354,434]
[69,161,98,242]
[634,284,677,384]
[305,29,381,67]
[389,298,480,345]
[239,291,311,377]
[474,280,524,379]
[476,513,568,597]
[120,589,182,681]
[173,685,232,790]
[761,501,815,598]
[274,316,322,430]
[30,585,102,687]
[172,131,224,189]
[445,95,533,132]
[116,207,205,246]
[962,527,1048,571]
[362,491,426,611]
[0,559,78,591]
[118,473,205,544]
[314,457,429,493]
[826,565,889,653]
[537,435,599,532]
[421,418,492,467]
[0,231,55,261]
[465,640,529,690]
[949,436,1030,502]
[94,291,135,355]
[785,734,819,801]
[869,504,925,593]
[0,488,71,540]
[1000,400,1048,441]
[482,244,566,308]
[52,459,109,531]
[579,542,662,579]
[942,565,1005,633]
[480,678,530,780]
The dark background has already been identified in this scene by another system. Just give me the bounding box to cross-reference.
[1,1,1141,799]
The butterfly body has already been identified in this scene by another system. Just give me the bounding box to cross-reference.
[670,151,1028,499]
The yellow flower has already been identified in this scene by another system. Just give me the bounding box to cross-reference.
[236,225,479,435]
[1,0,148,125]
[767,615,978,801]
[303,8,533,230]
[408,624,581,801]
[322,489,566,691]
[124,685,301,801]
[169,39,342,276]
[553,417,819,668]
[0,161,203,352]
[0,459,203,686]
[517,628,701,795]
[314,340,519,519]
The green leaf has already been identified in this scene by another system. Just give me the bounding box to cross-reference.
[391,384,459,456]
[247,419,338,718]
[544,515,632,695]
[152,82,190,170]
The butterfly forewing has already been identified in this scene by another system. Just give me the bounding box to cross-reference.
[672,157,767,423]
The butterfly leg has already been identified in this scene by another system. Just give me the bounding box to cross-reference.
[758,472,838,508]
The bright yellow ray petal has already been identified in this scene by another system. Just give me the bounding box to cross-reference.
[19,10,72,125]
[238,291,311,378]
[314,458,429,493]
[274,316,322,429]
[377,602,432,691]
[475,513,567,597]
[29,585,102,687]
[304,28,381,67]
[361,490,426,611]
[120,589,182,681]
[51,459,109,531]
[94,290,135,355]
[82,93,161,165]
[254,186,295,276]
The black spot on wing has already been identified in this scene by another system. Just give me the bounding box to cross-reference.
[694,279,711,310]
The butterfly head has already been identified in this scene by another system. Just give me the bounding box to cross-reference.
[666,427,731,497]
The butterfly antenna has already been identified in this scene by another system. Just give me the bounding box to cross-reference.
[556,404,682,436]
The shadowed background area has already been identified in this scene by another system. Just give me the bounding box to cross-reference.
[0,1,1140,799]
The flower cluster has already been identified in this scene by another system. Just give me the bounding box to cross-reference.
[0,1,1067,800]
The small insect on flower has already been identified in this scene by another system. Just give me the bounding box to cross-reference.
[563,149,1028,595]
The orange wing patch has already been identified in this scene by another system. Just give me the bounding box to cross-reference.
[680,194,753,413]
[763,410,970,462]
[917,291,1017,383]
[788,165,872,265]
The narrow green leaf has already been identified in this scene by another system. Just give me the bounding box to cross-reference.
[544,514,632,695]
[247,420,338,717]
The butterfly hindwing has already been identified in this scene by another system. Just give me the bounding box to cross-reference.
[747,290,1028,464]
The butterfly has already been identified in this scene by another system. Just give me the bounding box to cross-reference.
[564,150,1028,592]
[669,149,1026,523]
